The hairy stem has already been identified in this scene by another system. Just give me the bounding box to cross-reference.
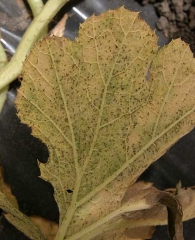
[0,0,70,91]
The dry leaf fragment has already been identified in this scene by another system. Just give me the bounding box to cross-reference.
[122,185,183,240]
[30,216,59,240]
[0,163,45,240]
[121,181,195,240]
[5,212,46,240]
[90,182,183,240]
[125,226,155,239]
[50,13,69,37]
[0,165,18,209]
[99,225,155,240]
[159,192,183,240]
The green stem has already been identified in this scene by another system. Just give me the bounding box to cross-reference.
[27,0,44,16]
[0,42,7,70]
[27,0,48,39]
[0,42,7,71]
[0,41,8,112]
[0,0,70,91]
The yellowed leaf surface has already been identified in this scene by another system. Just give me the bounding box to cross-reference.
[16,7,195,240]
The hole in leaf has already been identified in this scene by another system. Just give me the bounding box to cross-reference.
[66,189,73,193]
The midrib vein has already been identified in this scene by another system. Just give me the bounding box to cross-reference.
[81,21,129,174]
[67,198,152,240]
[77,104,195,207]
[47,41,81,234]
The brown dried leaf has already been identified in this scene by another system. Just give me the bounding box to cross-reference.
[123,186,183,240]
[125,226,155,239]
[0,161,45,240]
[121,182,186,240]
[30,216,59,240]
[122,183,195,226]
[99,225,155,240]
[5,212,46,240]
[0,165,18,209]
[50,13,68,37]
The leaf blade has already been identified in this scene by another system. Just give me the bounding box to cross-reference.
[16,7,195,239]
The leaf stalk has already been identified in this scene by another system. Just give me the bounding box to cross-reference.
[0,41,8,112]
[0,0,70,91]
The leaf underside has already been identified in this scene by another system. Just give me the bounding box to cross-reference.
[16,6,195,239]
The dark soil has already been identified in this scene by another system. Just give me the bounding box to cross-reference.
[137,0,195,54]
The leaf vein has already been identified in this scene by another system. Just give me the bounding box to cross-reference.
[77,104,195,207]
[18,91,73,147]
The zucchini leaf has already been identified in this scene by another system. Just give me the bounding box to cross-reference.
[16,7,195,240]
